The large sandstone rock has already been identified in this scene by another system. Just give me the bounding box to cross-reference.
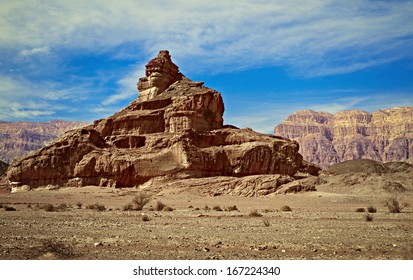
[0,120,87,164]
[3,51,318,192]
[274,108,413,168]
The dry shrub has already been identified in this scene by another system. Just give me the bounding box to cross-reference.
[364,214,374,222]
[4,205,16,211]
[248,210,263,217]
[213,205,223,211]
[39,239,74,259]
[226,205,239,212]
[355,207,366,212]
[367,206,377,213]
[204,205,210,211]
[141,214,151,222]
[75,202,82,209]
[385,195,409,213]
[263,219,271,227]
[132,192,151,211]
[155,201,166,211]
[86,203,106,211]
[122,203,133,211]
[280,205,292,212]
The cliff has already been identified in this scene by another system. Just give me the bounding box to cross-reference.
[0,120,87,163]
[274,108,413,168]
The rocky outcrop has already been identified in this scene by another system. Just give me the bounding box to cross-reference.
[0,159,8,176]
[3,51,319,192]
[0,120,87,163]
[274,108,413,168]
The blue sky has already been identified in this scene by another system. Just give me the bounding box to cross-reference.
[1,0,413,133]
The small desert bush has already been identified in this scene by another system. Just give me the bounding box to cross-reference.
[213,205,223,211]
[225,205,239,212]
[40,239,74,259]
[0,204,3,208]
[132,192,151,211]
[4,205,16,211]
[141,214,151,222]
[43,204,56,212]
[204,205,210,211]
[385,195,409,213]
[155,201,166,211]
[86,203,106,211]
[248,210,263,217]
[367,206,377,213]
[263,219,271,227]
[355,207,366,212]
[364,214,374,222]
[122,203,133,211]
[75,202,82,209]
[280,205,292,212]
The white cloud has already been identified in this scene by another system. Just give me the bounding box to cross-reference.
[102,64,145,105]
[1,0,412,76]
[18,46,50,57]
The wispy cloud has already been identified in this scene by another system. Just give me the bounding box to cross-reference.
[1,1,412,76]
[101,64,145,105]
[18,46,50,58]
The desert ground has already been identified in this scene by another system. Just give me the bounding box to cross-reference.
[1,169,412,260]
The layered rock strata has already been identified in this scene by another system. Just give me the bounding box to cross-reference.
[0,120,87,163]
[4,51,318,191]
[274,108,413,168]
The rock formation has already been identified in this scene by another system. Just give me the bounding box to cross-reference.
[0,120,87,163]
[3,50,319,193]
[274,108,413,168]
[0,159,8,176]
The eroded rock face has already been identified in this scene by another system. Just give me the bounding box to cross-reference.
[0,120,87,164]
[274,108,413,168]
[4,51,318,190]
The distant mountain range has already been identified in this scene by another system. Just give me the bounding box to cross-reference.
[274,107,413,168]
[0,120,88,164]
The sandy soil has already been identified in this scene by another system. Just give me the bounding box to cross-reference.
[1,177,412,260]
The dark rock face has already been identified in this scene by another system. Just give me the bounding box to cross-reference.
[4,51,319,190]
[274,108,413,168]
[0,159,8,176]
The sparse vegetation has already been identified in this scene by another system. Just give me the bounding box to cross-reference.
[204,205,210,211]
[141,214,151,222]
[248,210,263,217]
[132,192,151,211]
[280,205,292,212]
[86,203,106,211]
[384,195,409,213]
[43,204,56,212]
[213,205,223,211]
[155,201,166,211]
[355,207,366,212]
[225,205,239,212]
[367,206,377,213]
[122,203,133,211]
[4,205,16,211]
[364,214,374,222]
[75,202,82,209]
[39,239,74,259]
[263,219,271,227]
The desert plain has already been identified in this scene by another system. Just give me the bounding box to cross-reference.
[1,165,412,260]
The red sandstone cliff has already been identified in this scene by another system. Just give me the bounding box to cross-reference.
[274,108,413,168]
